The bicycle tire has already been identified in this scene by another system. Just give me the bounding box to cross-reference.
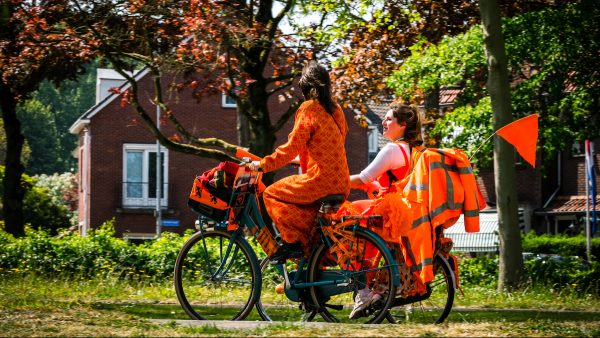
[307,226,397,324]
[255,258,319,322]
[174,229,261,320]
[386,254,455,324]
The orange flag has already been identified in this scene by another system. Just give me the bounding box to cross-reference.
[496,114,539,167]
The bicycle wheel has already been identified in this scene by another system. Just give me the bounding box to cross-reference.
[256,258,319,322]
[174,229,261,320]
[307,226,397,324]
[387,254,455,324]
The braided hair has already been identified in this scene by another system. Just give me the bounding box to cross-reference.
[298,61,336,114]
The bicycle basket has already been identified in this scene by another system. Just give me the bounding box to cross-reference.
[187,161,240,221]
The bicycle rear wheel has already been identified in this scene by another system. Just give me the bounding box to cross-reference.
[174,229,261,320]
[307,226,397,324]
[386,254,455,324]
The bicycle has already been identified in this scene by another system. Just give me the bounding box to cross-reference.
[174,149,458,324]
[174,150,399,323]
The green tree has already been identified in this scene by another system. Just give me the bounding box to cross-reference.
[0,119,31,167]
[61,0,314,169]
[387,0,600,168]
[0,1,93,236]
[17,99,63,175]
[31,61,97,173]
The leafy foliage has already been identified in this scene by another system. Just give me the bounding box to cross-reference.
[56,0,312,163]
[0,166,71,235]
[1,223,598,296]
[0,118,31,166]
[458,234,600,296]
[521,232,600,259]
[33,172,78,225]
[387,1,600,167]
[21,62,97,175]
[314,0,571,111]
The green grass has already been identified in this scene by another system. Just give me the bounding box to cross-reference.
[1,273,600,337]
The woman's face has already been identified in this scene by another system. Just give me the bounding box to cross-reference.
[382,109,406,141]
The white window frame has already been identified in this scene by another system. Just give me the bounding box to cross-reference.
[122,144,169,208]
[367,125,379,163]
[222,93,237,108]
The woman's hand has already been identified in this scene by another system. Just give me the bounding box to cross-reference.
[248,160,262,172]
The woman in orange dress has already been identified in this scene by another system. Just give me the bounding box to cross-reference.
[249,61,350,261]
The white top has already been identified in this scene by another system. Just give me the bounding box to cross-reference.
[359,142,411,184]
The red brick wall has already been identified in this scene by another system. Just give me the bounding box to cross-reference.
[82,73,369,236]
[476,164,542,208]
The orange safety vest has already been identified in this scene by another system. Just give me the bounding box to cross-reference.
[373,147,486,284]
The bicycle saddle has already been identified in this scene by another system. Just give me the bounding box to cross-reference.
[315,194,346,212]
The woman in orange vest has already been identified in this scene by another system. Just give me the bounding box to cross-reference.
[346,103,424,319]
[248,61,350,262]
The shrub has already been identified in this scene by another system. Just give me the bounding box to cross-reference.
[0,166,71,235]
[0,220,187,280]
[33,172,78,226]
[457,254,498,287]
[522,232,600,259]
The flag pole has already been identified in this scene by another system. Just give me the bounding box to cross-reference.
[585,140,592,262]
[469,132,496,162]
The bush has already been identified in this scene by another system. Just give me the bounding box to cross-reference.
[0,220,187,280]
[522,232,600,259]
[33,172,78,226]
[457,254,497,287]
[0,166,72,235]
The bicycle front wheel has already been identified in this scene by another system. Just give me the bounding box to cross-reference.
[308,226,397,324]
[387,254,455,324]
[174,229,261,320]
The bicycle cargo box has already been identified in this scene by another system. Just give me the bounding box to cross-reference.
[188,175,230,221]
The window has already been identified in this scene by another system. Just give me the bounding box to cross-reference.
[571,140,584,157]
[123,144,168,208]
[222,93,236,108]
[368,126,379,163]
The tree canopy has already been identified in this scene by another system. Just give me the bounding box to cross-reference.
[387,0,599,169]
[302,0,577,113]
[59,0,314,163]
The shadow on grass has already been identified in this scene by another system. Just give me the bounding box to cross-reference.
[92,302,600,324]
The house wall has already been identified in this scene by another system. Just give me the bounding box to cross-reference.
[476,165,542,210]
[81,74,369,237]
[561,141,600,196]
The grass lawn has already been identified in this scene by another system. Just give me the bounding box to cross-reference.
[1,274,599,337]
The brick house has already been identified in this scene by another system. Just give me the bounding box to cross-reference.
[69,68,370,238]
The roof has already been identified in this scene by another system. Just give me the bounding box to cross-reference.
[69,68,150,134]
[438,87,462,106]
[537,195,600,215]
[444,212,499,253]
[363,86,463,150]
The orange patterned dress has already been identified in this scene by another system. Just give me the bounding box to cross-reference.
[260,99,351,252]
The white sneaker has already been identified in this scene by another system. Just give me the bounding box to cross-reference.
[348,287,382,319]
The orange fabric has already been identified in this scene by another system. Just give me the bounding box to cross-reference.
[377,142,410,194]
[496,114,538,168]
[261,100,350,251]
[373,147,486,283]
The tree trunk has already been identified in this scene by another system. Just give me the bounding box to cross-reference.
[0,83,26,237]
[479,0,524,291]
